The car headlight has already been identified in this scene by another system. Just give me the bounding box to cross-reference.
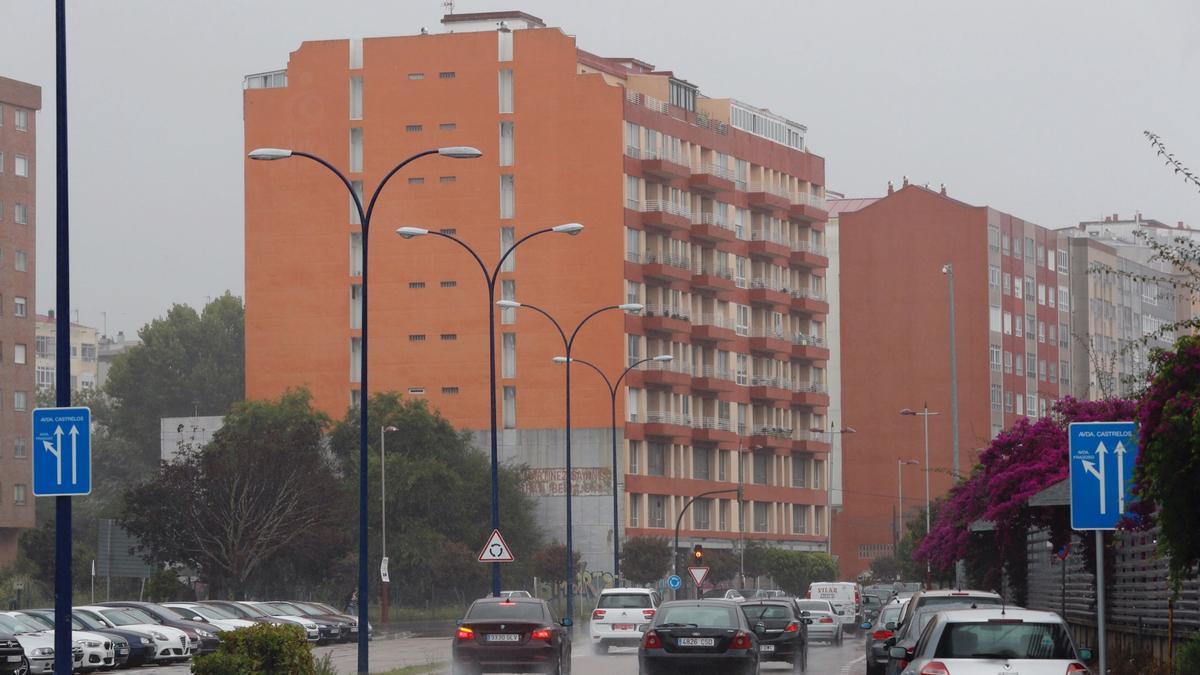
[196,629,214,638]
[32,647,54,656]
[151,632,169,641]
[139,637,152,645]
[84,640,102,648]
[303,622,317,629]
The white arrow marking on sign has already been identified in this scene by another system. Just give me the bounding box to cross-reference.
[50,426,66,484]
[1115,441,1127,514]
[69,425,79,484]
[1081,442,1108,514]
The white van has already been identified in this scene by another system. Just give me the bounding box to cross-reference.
[807,581,861,634]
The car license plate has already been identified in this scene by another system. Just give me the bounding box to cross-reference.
[614,623,635,630]
[7,655,21,662]
[485,634,521,642]
[760,644,775,652]
[677,638,714,647]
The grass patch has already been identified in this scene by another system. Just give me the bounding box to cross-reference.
[370,664,444,675]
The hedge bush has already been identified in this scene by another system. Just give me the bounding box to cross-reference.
[191,623,315,675]
[1178,631,1200,674]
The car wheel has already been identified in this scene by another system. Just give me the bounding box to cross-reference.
[593,640,609,655]
[14,657,29,675]
[836,629,843,646]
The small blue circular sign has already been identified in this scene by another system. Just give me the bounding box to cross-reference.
[667,575,682,589]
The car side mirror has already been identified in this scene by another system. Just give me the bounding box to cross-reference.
[860,621,872,630]
[800,610,811,617]
[885,622,896,631]
[837,610,845,616]
[561,618,573,628]
[1078,647,1093,661]
[754,622,766,635]
[884,637,896,647]
[888,646,908,659]
[455,619,462,626]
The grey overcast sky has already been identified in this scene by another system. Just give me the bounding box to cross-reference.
[2,0,1198,337]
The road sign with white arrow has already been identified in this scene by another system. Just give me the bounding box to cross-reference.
[477,529,515,563]
[32,407,92,497]
[1069,421,1138,530]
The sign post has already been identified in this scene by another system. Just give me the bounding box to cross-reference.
[1069,421,1138,675]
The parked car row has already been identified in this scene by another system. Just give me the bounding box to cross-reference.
[0,598,370,673]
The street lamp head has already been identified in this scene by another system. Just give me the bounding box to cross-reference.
[395,227,429,239]
[248,148,293,161]
[551,223,585,236]
[438,146,484,159]
[618,303,645,313]
[900,408,916,416]
[384,426,399,433]
[495,300,521,309]
[552,356,569,364]
[942,264,953,274]
[808,427,825,434]
[652,354,674,362]
[840,427,857,434]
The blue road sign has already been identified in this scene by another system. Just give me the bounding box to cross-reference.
[1069,421,1138,530]
[32,407,92,496]
[667,575,682,590]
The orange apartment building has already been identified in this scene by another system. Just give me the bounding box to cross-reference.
[244,11,832,574]
[0,76,40,566]
[834,184,1071,579]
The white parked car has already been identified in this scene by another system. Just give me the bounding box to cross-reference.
[163,603,256,632]
[897,608,1091,675]
[239,601,321,642]
[74,605,191,665]
[2,612,115,671]
[792,598,843,645]
[0,614,82,674]
[588,587,661,654]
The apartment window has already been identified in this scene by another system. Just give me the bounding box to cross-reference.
[1016,395,1025,416]
[1037,244,1046,266]
[442,387,459,395]
[405,124,423,133]
[628,440,640,474]
[503,386,516,428]
[693,448,711,480]
[349,76,363,120]
[499,175,514,218]
[1002,273,1011,294]
[502,333,516,378]
[498,29,513,61]
[1026,353,1036,377]
[497,227,517,273]
[0,151,4,173]
[719,501,730,531]
[350,180,363,224]
[499,121,514,166]
[1025,237,1035,263]
[692,498,711,530]
[793,505,809,534]
[438,71,455,79]
[629,495,641,527]
[1057,250,1069,273]
[1048,288,1056,308]
[14,344,26,365]
[407,177,424,185]
[14,155,28,177]
[1060,360,1070,386]
[408,72,425,80]
[753,453,769,485]
[14,437,26,459]
[439,176,456,184]
[988,265,1000,288]
[735,354,748,385]
[1002,234,1011,254]
[1013,277,1022,299]
[351,389,361,409]
[15,250,26,272]
[648,443,666,476]
[37,367,53,388]
[626,280,641,305]
[15,203,27,224]
[1002,312,1012,335]
[736,305,751,337]
[1049,362,1058,384]
[440,280,457,288]
[14,391,27,412]
[1059,287,1069,310]
[1038,321,1046,343]
[792,457,807,488]
[14,297,26,317]
[1005,391,1015,414]
[348,128,364,173]
[349,37,363,68]
[1039,360,1047,381]
[1059,323,1069,348]
[0,200,4,220]
[1026,314,1036,341]
[754,503,769,533]
[406,387,425,396]
[989,306,1001,333]
[36,335,51,357]
[350,285,362,329]
[498,69,514,113]
[988,226,1000,250]
[500,279,516,324]
[1037,283,1046,306]
[408,281,425,289]
[990,384,1001,412]
[718,450,729,482]
[627,388,640,422]
[1015,352,1024,376]
[1015,315,1023,338]
[14,484,26,506]
[649,495,666,528]
[439,334,457,342]
[15,109,28,131]
[1025,277,1035,302]
[350,338,362,382]
[989,344,1001,372]
[439,123,457,131]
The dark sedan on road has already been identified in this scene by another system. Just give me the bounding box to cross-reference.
[639,599,759,675]
[740,599,807,672]
[452,596,572,675]
[100,601,220,655]
[860,600,906,675]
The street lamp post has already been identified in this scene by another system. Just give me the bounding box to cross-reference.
[397,223,583,597]
[554,354,674,582]
[900,405,940,580]
[381,425,398,624]
[942,264,959,481]
[497,300,644,620]
[250,144,481,675]
[810,425,856,559]
[896,459,919,552]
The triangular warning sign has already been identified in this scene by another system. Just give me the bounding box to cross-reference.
[687,566,710,587]
[478,529,515,563]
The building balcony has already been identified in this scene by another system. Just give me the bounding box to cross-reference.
[747,182,791,212]
[791,333,831,361]
[623,144,693,181]
[641,303,693,336]
[691,212,738,243]
[630,252,694,283]
[689,163,736,193]
[748,230,791,260]
[790,241,829,269]
[637,200,693,232]
[748,427,794,450]
[748,278,792,307]
[692,264,737,292]
[749,376,793,403]
[690,314,738,343]
[792,381,830,408]
[789,192,829,223]
[637,357,693,389]
[748,328,792,356]
[692,365,735,393]
[792,430,832,453]
[692,416,738,444]
[790,289,830,315]
[643,410,693,440]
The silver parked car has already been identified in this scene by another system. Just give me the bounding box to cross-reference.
[791,599,842,646]
[896,608,1091,675]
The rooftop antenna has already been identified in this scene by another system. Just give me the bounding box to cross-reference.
[442,0,454,15]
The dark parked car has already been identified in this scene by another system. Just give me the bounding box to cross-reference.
[451,596,572,675]
[282,601,357,643]
[639,599,759,675]
[100,601,220,654]
[196,600,278,626]
[304,602,372,640]
[860,600,905,675]
[24,609,149,668]
[740,599,807,672]
[0,628,21,675]
[261,602,345,644]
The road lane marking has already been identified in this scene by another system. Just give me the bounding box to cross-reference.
[840,654,866,675]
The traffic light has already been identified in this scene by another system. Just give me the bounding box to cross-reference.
[692,544,704,562]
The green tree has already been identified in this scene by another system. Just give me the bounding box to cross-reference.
[619,537,671,585]
[120,389,348,597]
[105,293,245,472]
[532,544,582,585]
[868,556,903,582]
[741,541,771,580]
[704,548,741,585]
[762,550,837,597]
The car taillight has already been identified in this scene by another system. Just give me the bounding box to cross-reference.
[730,631,752,650]
[531,629,552,641]
[1066,664,1089,674]
[642,609,656,619]
[919,662,951,675]
[642,631,661,649]
[592,610,606,621]
[819,616,833,623]
[784,622,799,633]
[455,626,474,640]
[871,629,893,641]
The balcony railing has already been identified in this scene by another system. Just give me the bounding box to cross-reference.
[753,426,794,439]
[751,228,791,247]
[693,416,734,432]
[791,192,828,210]
[647,410,693,427]
[641,358,694,376]
[700,364,734,380]
[696,264,735,280]
[751,376,793,390]
[641,200,692,219]
[793,381,828,394]
[748,181,792,200]
[793,429,826,442]
[791,333,825,347]
[695,162,736,181]
[792,240,828,256]
[750,327,788,340]
[697,313,735,329]
[696,212,735,231]
[750,277,790,293]
[791,288,828,302]
[641,252,693,271]
[625,90,730,136]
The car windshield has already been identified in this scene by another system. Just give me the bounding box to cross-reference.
[0,615,28,633]
[101,609,150,626]
[655,605,738,628]
[292,603,327,616]
[935,621,1075,660]
[265,603,303,617]
[20,613,54,630]
[167,606,204,621]
[794,600,832,612]
[227,603,267,618]
[741,604,794,622]
[465,601,545,622]
[12,615,47,632]
[878,605,904,625]
[72,613,104,631]
[192,606,232,620]
[598,593,652,609]
[308,603,340,615]
[904,606,974,640]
